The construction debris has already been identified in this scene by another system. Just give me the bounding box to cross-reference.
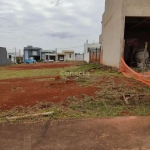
[6,111,54,121]
[123,94,150,105]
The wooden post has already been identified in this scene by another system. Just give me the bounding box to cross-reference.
[142,42,148,74]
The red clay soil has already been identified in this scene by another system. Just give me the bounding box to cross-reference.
[7,62,76,70]
[0,76,97,110]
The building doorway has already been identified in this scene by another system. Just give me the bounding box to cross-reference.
[45,55,56,61]
[124,17,150,67]
[58,55,65,61]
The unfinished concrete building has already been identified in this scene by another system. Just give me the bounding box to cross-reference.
[100,0,150,68]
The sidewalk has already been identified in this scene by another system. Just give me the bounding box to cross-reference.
[0,116,150,150]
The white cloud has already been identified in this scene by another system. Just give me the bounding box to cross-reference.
[0,0,105,53]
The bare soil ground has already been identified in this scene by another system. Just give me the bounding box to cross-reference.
[0,116,150,150]
[0,76,97,110]
[1,74,149,111]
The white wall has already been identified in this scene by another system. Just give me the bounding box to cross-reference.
[84,40,89,62]
[100,0,124,68]
[75,54,84,61]
[84,40,100,63]
[123,0,150,16]
[64,53,75,61]
[84,53,89,63]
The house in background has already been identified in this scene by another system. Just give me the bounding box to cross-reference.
[24,46,42,62]
[57,52,65,61]
[40,49,57,61]
[84,40,101,63]
[100,0,150,68]
[23,46,75,62]
[57,50,75,61]
[75,53,84,61]
[8,52,23,63]
[0,47,11,66]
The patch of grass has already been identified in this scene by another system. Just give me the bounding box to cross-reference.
[1,91,150,123]
[65,63,99,73]
[0,67,74,80]
[0,63,100,80]
[0,63,123,81]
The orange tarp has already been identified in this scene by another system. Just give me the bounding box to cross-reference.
[120,58,150,88]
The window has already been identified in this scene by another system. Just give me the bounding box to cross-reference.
[69,54,72,59]
[32,51,38,55]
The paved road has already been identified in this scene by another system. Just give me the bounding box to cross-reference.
[0,116,150,150]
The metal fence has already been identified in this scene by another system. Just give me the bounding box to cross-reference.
[89,47,101,63]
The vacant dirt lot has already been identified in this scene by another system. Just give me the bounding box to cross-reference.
[0,63,150,112]
[0,116,150,150]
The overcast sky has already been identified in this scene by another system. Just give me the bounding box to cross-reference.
[0,0,105,53]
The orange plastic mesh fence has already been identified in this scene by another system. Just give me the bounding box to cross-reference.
[120,58,150,88]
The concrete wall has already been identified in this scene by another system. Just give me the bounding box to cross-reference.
[100,0,124,68]
[0,47,11,66]
[64,53,75,61]
[123,0,150,16]
[84,40,100,63]
[84,53,89,63]
[75,54,84,61]
[84,41,89,62]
